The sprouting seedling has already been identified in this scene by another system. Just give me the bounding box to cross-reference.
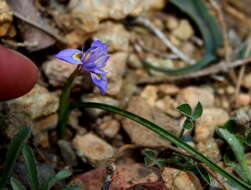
[55,40,110,137]
[176,102,203,137]
[143,149,167,168]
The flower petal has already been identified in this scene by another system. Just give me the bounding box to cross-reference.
[90,71,108,95]
[95,55,110,68]
[91,40,108,52]
[55,49,83,65]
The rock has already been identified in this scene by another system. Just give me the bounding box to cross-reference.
[152,108,181,136]
[33,114,58,131]
[234,105,251,126]
[243,71,251,90]
[122,96,178,148]
[140,85,158,107]
[128,54,143,69]
[155,96,180,118]
[8,84,59,119]
[157,84,180,96]
[65,29,90,49]
[93,22,130,52]
[180,42,195,57]
[32,114,58,147]
[72,133,114,166]
[172,19,194,41]
[42,59,84,87]
[165,16,179,30]
[71,164,159,190]
[0,104,33,140]
[103,52,128,96]
[127,182,168,190]
[234,94,251,108]
[111,164,159,189]
[146,56,174,76]
[82,95,119,117]
[196,138,221,162]
[8,0,56,51]
[162,168,203,190]
[70,166,106,190]
[195,108,229,142]
[177,86,215,108]
[0,0,13,37]
[68,0,165,32]
[58,140,78,167]
[97,116,120,139]
[137,34,167,52]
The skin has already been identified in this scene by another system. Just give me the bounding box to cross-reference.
[0,45,38,101]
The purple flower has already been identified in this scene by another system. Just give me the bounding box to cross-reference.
[55,40,110,95]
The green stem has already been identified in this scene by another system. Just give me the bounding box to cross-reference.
[179,128,185,138]
[58,67,79,138]
[72,102,251,190]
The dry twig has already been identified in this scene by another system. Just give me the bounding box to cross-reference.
[136,57,251,85]
[134,17,195,65]
[12,11,67,44]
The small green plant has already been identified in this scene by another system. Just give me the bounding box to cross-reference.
[217,121,251,185]
[143,149,167,168]
[176,102,203,137]
[0,127,80,190]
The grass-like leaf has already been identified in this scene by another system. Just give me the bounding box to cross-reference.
[72,102,251,190]
[196,165,212,185]
[10,177,27,190]
[217,128,251,183]
[143,0,223,75]
[0,126,32,190]
[170,0,223,53]
[22,144,39,190]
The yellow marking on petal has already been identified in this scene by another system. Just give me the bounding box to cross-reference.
[73,53,81,60]
[96,73,102,80]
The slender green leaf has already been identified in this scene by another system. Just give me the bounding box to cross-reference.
[10,177,27,190]
[143,0,223,75]
[72,102,251,190]
[192,102,203,120]
[58,68,79,137]
[42,170,72,190]
[183,118,193,130]
[196,165,212,185]
[176,104,192,117]
[217,128,251,183]
[0,126,32,190]
[170,0,223,53]
[22,144,39,190]
[143,149,157,159]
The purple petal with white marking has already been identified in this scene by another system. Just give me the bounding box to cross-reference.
[55,49,83,65]
[90,71,108,95]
